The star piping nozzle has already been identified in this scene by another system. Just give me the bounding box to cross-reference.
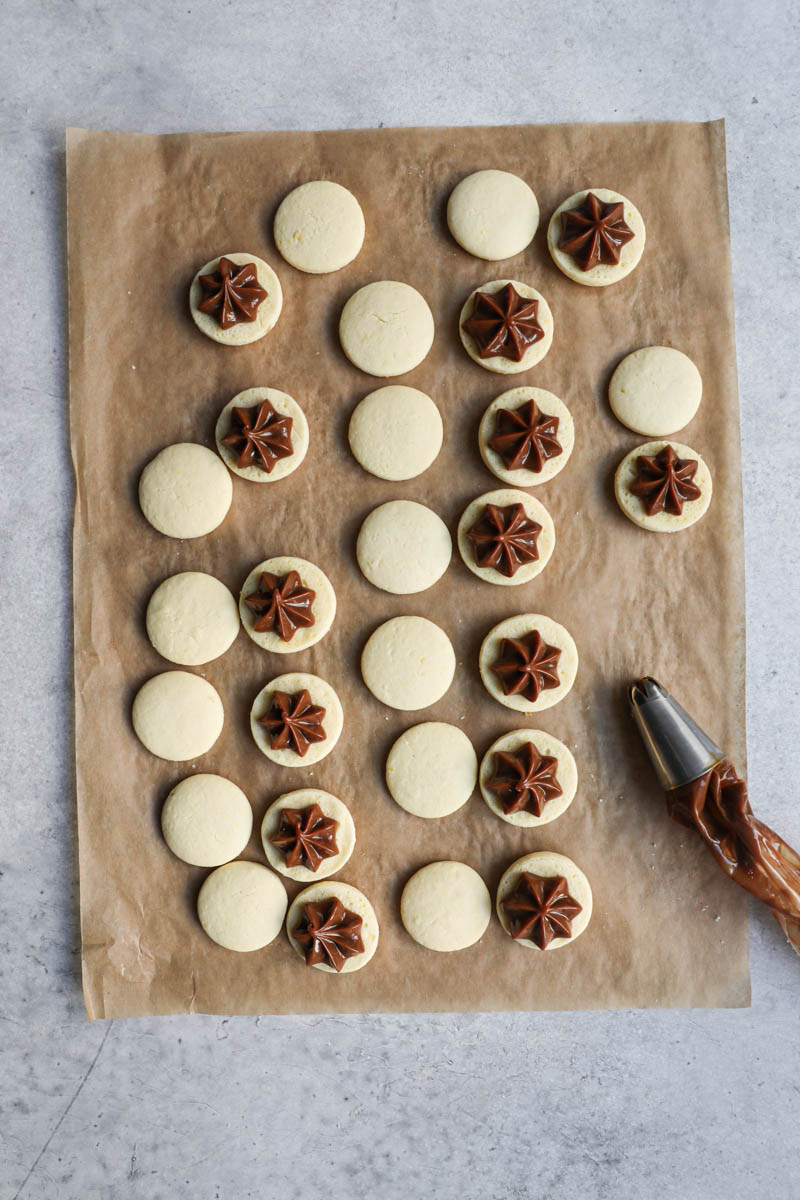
[628,676,724,791]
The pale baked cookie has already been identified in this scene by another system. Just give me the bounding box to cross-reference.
[457,488,555,585]
[356,500,452,594]
[348,386,443,481]
[547,189,645,287]
[479,729,577,828]
[146,572,239,666]
[339,281,434,377]
[459,279,553,375]
[139,443,232,539]
[401,861,491,952]
[161,774,253,867]
[386,722,478,819]
[215,387,309,482]
[239,557,336,653]
[614,440,712,532]
[132,670,224,761]
[261,788,356,882]
[197,861,287,952]
[286,881,379,973]
[479,613,578,714]
[274,180,365,274]
[250,672,343,767]
[496,851,592,951]
[609,347,702,436]
[361,616,455,711]
[479,387,574,487]
[189,253,282,346]
[447,169,539,261]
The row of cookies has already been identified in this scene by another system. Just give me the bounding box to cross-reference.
[275,171,644,285]
[163,770,591,963]
[386,720,577,828]
[402,855,592,954]
[197,849,592,964]
[189,251,559,380]
[199,170,642,284]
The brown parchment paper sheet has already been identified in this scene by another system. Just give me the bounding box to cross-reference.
[67,122,749,1019]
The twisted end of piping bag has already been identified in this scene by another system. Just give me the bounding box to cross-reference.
[628,676,800,956]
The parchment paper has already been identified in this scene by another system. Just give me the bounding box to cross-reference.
[67,122,749,1019]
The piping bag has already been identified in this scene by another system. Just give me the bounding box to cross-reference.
[629,677,800,954]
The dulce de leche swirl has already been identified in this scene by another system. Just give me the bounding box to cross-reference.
[669,760,800,952]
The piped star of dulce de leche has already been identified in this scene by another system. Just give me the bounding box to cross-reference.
[197,257,268,328]
[629,444,701,516]
[487,743,562,817]
[269,804,339,872]
[466,502,541,578]
[293,897,365,971]
[558,193,635,271]
[491,630,561,703]
[462,283,544,361]
[488,400,563,474]
[244,570,315,641]
[501,872,582,948]
[221,399,294,472]
[259,690,326,757]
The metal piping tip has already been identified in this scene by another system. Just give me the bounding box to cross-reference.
[628,676,724,791]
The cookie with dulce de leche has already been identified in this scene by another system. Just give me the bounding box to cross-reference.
[615,440,712,532]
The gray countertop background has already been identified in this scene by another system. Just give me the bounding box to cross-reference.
[2,2,799,1197]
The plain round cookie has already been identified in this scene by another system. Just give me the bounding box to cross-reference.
[146,572,240,666]
[239,556,336,653]
[479,387,575,487]
[609,347,703,436]
[189,252,283,345]
[459,279,553,374]
[132,671,224,761]
[496,851,593,950]
[479,613,579,714]
[197,861,287,952]
[215,387,309,482]
[250,672,343,767]
[139,443,233,539]
[348,386,443,481]
[339,281,434,377]
[361,616,455,711]
[547,189,646,287]
[479,729,578,828]
[161,774,253,867]
[261,788,356,882]
[274,180,365,274]
[457,488,555,585]
[447,169,539,260]
[356,500,452,594]
[286,881,379,973]
[401,861,491,952]
[386,723,478,819]
[614,440,713,532]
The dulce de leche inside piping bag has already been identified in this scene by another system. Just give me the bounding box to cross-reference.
[629,677,800,954]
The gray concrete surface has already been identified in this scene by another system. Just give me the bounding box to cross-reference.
[1,1,799,1197]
